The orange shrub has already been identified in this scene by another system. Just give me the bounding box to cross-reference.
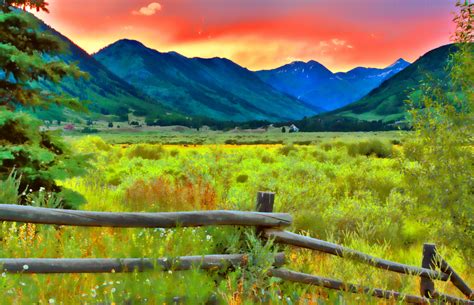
[125,176,217,211]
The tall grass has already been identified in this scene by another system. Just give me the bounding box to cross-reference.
[0,135,470,303]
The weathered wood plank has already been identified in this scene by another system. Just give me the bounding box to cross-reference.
[256,191,275,236]
[265,230,450,281]
[269,269,474,305]
[433,292,474,305]
[420,243,437,297]
[438,257,473,300]
[0,204,292,228]
[256,192,275,213]
[0,253,286,274]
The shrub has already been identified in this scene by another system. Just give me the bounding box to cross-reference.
[169,149,179,157]
[125,176,217,211]
[293,140,312,145]
[261,155,275,164]
[127,144,165,160]
[225,139,237,145]
[347,140,392,158]
[0,170,21,204]
[0,111,88,209]
[81,127,99,134]
[236,174,249,183]
[278,145,298,156]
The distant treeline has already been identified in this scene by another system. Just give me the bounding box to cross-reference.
[144,113,406,132]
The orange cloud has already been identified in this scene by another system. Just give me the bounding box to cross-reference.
[132,2,161,16]
[32,0,455,71]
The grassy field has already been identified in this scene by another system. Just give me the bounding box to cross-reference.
[0,131,471,304]
[65,128,406,145]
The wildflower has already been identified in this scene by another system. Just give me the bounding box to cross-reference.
[48,298,55,304]
[39,187,45,192]
[22,264,29,270]
[29,189,33,192]
[20,282,26,286]
[168,270,172,274]
[206,234,212,241]
[111,288,116,293]
[1,272,6,277]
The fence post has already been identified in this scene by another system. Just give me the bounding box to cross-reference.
[256,191,275,213]
[420,243,437,298]
[256,191,275,236]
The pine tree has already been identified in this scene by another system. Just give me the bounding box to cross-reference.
[0,1,90,208]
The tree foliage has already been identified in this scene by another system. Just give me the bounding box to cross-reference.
[404,0,473,259]
[0,0,90,208]
[0,1,87,110]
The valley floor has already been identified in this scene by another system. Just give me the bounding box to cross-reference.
[1,131,471,304]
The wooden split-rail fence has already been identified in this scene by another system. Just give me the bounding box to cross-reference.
[0,192,472,304]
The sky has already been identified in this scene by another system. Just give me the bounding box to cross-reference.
[32,0,457,72]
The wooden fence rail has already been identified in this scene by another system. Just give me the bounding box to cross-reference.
[0,204,292,228]
[269,269,473,305]
[264,229,450,281]
[0,253,286,274]
[0,191,472,304]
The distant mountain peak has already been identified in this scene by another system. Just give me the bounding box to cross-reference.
[110,39,145,48]
[386,58,410,69]
[94,38,318,121]
[94,39,148,56]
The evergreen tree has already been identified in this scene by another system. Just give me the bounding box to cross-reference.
[0,0,90,208]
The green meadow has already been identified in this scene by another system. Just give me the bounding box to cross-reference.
[1,132,471,304]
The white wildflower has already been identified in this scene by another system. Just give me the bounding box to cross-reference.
[22,264,29,270]
[48,298,55,304]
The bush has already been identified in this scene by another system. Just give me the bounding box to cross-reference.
[81,127,99,134]
[0,110,88,208]
[169,149,179,157]
[261,155,275,164]
[127,144,165,160]
[293,140,312,145]
[347,140,392,158]
[0,170,21,204]
[236,174,249,183]
[278,145,298,156]
[125,177,217,211]
[225,139,237,145]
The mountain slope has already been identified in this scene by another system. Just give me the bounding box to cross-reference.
[256,59,409,111]
[34,21,173,121]
[93,39,319,122]
[326,44,459,122]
